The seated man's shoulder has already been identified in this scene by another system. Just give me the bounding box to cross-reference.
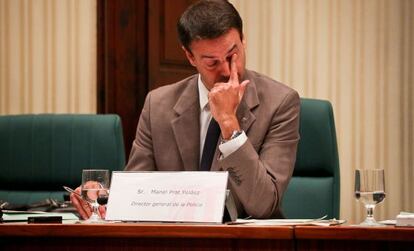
[149,74,198,99]
[247,70,299,102]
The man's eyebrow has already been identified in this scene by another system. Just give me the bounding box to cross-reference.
[226,44,237,55]
[200,44,237,59]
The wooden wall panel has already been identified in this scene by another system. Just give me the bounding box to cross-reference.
[97,0,148,158]
[148,0,197,90]
[98,0,196,157]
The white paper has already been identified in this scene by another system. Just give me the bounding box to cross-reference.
[106,171,228,223]
[379,212,414,226]
[396,211,414,227]
[2,212,79,222]
[232,216,346,226]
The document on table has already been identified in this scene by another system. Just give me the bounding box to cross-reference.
[2,210,79,222]
[379,212,414,227]
[231,216,346,226]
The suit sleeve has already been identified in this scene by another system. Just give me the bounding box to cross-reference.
[219,90,300,218]
[125,92,156,171]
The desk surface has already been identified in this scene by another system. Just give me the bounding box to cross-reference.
[0,222,293,239]
[295,225,414,241]
[1,222,413,251]
[1,222,413,240]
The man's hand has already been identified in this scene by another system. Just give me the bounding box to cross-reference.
[70,186,106,220]
[208,53,249,139]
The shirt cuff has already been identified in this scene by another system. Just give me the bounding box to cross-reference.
[218,131,247,158]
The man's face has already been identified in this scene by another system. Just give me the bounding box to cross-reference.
[183,28,246,90]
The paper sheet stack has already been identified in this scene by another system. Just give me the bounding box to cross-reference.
[396,212,414,227]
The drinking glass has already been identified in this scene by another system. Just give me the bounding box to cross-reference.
[81,169,110,223]
[354,169,386,226]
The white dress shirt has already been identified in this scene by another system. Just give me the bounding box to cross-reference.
[198,75,247,162]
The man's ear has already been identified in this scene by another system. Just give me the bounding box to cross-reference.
[242,37,247,49]
[182,46,196,67]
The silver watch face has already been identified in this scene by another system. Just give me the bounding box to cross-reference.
[231,130,243,139]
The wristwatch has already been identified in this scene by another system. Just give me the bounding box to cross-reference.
[221,130,243,144]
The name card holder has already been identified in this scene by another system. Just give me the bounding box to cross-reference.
[106,171,229,223]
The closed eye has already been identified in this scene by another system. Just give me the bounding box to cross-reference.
[205,60,219,68]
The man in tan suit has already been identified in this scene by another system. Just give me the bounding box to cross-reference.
[73,0,299,219]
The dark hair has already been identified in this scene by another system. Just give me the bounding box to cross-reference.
[177,0,243,52]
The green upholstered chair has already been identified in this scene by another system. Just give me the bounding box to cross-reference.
[0,114,125,205]
[282,98,340,219]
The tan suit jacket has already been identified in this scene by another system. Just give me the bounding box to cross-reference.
[125,70,300,218]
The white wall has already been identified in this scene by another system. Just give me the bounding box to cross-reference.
[0,0,96,114]
[231,0,414,223]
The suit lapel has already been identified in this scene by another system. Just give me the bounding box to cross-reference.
[171,78,200,171]
[236,70,260,133]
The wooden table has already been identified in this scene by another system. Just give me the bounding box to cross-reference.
[295,225,414,251]
[0,222,413,251]
[0,223,294,251]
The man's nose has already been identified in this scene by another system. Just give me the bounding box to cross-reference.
[219,60,231,77]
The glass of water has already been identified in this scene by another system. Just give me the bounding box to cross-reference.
[354,169,386,226]
[81,169,110,223]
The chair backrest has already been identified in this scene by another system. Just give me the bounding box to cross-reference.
[282,98,340,219]
[0,114,125,205]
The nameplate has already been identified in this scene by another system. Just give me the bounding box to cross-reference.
[106,171,229,223]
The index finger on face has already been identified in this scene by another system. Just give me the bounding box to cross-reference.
[229,53,239,84]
